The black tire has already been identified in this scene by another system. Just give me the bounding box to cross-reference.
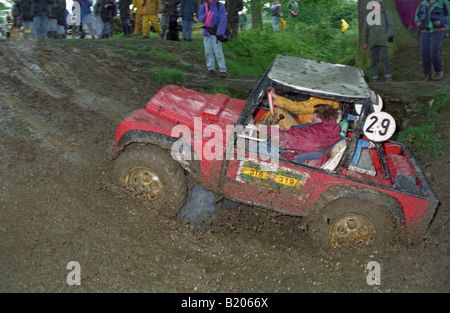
[113,144,187,216]
[307,198,401,250]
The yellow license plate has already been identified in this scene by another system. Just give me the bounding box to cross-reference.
[241,166,303,188]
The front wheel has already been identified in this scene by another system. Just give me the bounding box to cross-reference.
[307,198,401,249]
[113,144,187,216]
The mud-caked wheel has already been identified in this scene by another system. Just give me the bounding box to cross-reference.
[113,144,187,216]
[308,198,401,249]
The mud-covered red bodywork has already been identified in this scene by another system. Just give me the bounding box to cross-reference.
[115,85,246,151]
[114,56,439,237]
[115,85,247,191]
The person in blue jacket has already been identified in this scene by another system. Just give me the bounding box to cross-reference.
[77,0,98,39]
[197,0,227,78]
[414,0,450,81]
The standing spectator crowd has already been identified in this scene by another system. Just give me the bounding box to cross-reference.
[8,1,445,82]
[7,0,252,41]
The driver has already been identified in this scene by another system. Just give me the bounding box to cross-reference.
[257,86,340,130]
[259,103,341,165]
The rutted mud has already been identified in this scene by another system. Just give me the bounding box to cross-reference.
[0,39,448,293]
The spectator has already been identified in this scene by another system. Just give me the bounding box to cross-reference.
[226,0,243,38]
[238,10,246,31]
[160,1,169,39]
[286,0,299,20]
[11,0,20,39]
[160,0,180,40]
[167,4,180,41]
[47,0,59,38]
[55,0,66,38]
[96,0,115,38]
[341,18,349,34]
[6,15,13,39]
[198,0,227,78]
[414,0,450,81]
[360,0,395,82]
[142,0,162,38]
[119,0,133,37]
[130,0,144,37]
[75,0,97,39]
[271,1,281,31]
[32,0,52,39]
[17,0,34,39]
[179,0,198,41]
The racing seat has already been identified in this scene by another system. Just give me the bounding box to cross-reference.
[319,139,347,171]
[292,138,347,171]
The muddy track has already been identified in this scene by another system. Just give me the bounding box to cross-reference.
[0,39,448,293]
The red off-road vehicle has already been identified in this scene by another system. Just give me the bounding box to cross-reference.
[113,55,439,249]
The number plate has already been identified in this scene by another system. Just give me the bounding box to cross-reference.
[238,161,308,190]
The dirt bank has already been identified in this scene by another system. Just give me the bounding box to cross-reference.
[0,38,448,293]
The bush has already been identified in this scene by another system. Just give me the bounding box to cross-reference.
[224,19,358,78]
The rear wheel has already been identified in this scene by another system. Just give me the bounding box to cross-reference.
[308,198,400,249]
[114,144,187,216]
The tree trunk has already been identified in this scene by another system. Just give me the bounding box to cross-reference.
[251,0,263,29]
[357,0,372,68]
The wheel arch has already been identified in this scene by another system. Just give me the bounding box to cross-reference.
[116,130,203,184]
[310,184,405,224]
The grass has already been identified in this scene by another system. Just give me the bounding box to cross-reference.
[152,67,186,85]
[394,86,450,158]
[115,14,359,81]
[123,45,198,72]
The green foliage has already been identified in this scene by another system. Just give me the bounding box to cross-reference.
[428,85,450,114]
[0,2,9,24]
[394,86,450,158]
[396,123,445,158]
[124,50,139,58]
[208,84,233,97]
[142,48,178,63]
[152,67,186,85]
[292,0,358,29]
[223,18,358,78]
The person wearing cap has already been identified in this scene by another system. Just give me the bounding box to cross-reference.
[271,1,281,31]
[414,0,450,81]
[360,0,396,82]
